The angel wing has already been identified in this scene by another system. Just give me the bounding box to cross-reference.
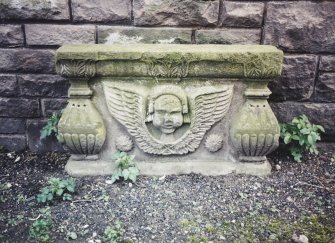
[172,85,234,154]
[103,82,168,153]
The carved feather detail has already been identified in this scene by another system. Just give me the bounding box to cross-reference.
[103,83,233,155]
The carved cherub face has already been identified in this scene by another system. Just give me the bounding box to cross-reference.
[152,95,183,134]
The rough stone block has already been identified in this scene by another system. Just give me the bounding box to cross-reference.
[269,55,317,102]
[134,0,219,26]
[196,28,261,44]
[0,118,25,134]
[270,102,335,142]
[0,74,17,97]
[0,49,55,73]
[0,24,24,47]
[41,99,68,117]
[71,0,131,23]
[25,24,96,46]
[319,56,335,72]
[0,98,39,118]
[0,0,69,20]
[264,2,335,52]
[221,2,264,27]
[27,119,64,153]
[315,73,335,102]
[0,135,27,151]
[98,26,192,44]
[18,74,69,98]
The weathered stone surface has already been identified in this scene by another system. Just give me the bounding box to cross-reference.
[41,99,68,117]
[25,24,96,46]
[134,0,219,26]
[314,73,335,102]
[0,49,55,73]
[98,26,192,44]
[319,56,335,72]
[0,118,25,134]
[27,119,64,153]
[18,74,69,98]
[264,2,335,52]
[270,102,335,142]
[0,135,26,151]
[0,0,69,20]
[0,24,24,47]
[269,55,318,102]
[0,98,39,117]
[71,0,131,23]
[221,2,264,27]
[0,74,17,97]
[196,28,261,44]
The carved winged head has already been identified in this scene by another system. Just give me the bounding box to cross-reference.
[146,85,190,134]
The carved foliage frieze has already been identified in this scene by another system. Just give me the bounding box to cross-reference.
[142,54,190,78]
[56,60,96,78]
[103,83,233,155]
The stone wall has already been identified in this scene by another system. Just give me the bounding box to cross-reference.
[0,0,334,152]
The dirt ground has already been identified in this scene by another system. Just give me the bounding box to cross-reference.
[0,149,334,243]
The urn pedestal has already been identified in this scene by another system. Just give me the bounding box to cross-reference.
[55,44,283,176]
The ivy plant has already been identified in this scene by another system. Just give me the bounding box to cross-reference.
[40,112,61,140]
[280,114,325,162]
[103,221,125,243]
[111,151,140,183]
[37,178,76,203]
[29,207,52,243]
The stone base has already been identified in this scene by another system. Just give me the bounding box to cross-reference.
[65,159,272,177]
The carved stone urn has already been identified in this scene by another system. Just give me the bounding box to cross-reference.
[55,44,283,176]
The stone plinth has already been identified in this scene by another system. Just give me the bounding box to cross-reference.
[56,44,283,176]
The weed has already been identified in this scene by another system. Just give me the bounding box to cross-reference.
[103,221,125,243]
[331,153,335,163]
[29,207,52,243]
[37,177,76,204]
[280,115,324,162]
[40,112,61,140]
[188,235,209,243]
[110,151,140,183]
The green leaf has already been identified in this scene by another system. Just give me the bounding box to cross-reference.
[62,193,72,201]
[283,134,291,144]
[122,169,130,180]
[56,189,64,196]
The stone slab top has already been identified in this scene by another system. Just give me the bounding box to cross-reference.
[57,44,281,59]
[56,44,283,79]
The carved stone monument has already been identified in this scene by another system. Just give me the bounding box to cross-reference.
[56,44,283,176]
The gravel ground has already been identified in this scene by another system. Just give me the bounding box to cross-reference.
[0,149,334,243]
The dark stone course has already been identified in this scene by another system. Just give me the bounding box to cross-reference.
[98,26,192,44]
[27,119,64,153]
[134,0,219,27]
[0,0,70,20]
[221,2,264,27]
[269,55,317,102]
[196,28,261,44]
[0,74,17,97]
[314,73,335,103]
[25,24,96,46]
[0,24,24,47]
[0,49,55,74]
[0,118,25,134]
[72,0,131,23]
[41,99,68,117]
[319,56,335,72]
[0,135,27,151]
[271,102,335,142]
[264,2,335,53]
[18,74,69,98]
[0,98,39,118]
